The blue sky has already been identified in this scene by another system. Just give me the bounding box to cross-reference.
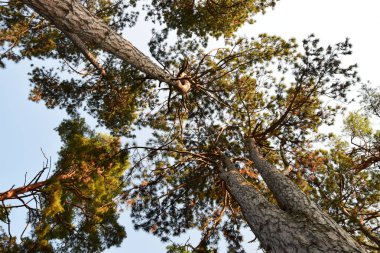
[1,0,379,252]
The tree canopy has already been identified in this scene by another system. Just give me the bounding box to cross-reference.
[0,0,379,252]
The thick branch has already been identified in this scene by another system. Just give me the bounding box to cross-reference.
[65,32,106,76]
[0,181,47,201]
[0,172,75,201]
[353,155,380,172]
[21,0,190,94]
[341,206,380,248]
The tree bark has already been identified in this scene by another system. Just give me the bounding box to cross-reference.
[17,0,368,251]
[0,181,47,201]
[0,172,74,201]
[218,140,366,252]
[21,0,191,94]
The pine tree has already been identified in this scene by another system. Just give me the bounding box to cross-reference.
[1,0,378,252]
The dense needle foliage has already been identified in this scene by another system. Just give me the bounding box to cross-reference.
[0,0,378,252]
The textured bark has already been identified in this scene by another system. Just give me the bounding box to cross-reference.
[21,0,191,94]
[245,138,361,243]
[17,0,368,251]
[246,138,324,215]
[0,172,74,201]
[219,172,365,253]
[218,142,366,252]
[0,181,47,201]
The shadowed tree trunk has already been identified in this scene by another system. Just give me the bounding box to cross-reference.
[219,138,365,252]
[19,0,367,252]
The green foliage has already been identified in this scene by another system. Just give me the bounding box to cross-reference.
[344,112,372,138]
[361,85,380,118]
[1,0,276,69]
[25,33,360,251]
[28,62,155,135]
[43,118,127,252]
[0,207,8,223]
[145,0,278,39]
[1,118,129,253]
[166,244,192,253]
[0,0,138,67]
[0,232,21,253]
[1,0,377,251]
[295,111,380,251]
[122,35,359,251]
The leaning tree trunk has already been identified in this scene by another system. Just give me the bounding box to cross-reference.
[218,138,365,253]
[19,0,367,251]
[21,0,191,94]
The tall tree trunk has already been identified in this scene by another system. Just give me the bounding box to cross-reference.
[21,0,191,94]
[218,139,365,252]
[18,0,368,251]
